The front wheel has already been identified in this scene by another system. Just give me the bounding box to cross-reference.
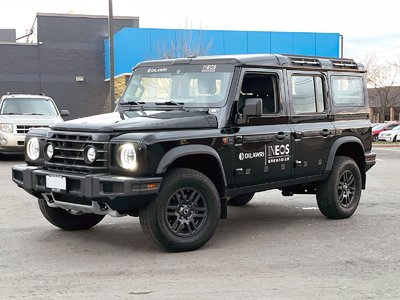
[140,168,220,252]
[38,198,105,230]
[316,156,362,219]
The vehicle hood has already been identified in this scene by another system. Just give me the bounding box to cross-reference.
[51,110,218,132]
[0,114,62,125]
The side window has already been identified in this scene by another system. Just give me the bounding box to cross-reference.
[239,73,279,114]
[331,76,364,106]
[291,75,325,114]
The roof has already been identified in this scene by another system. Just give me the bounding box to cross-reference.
[1,93,53,100]
[135,54,366,72]
[36,12,139,20]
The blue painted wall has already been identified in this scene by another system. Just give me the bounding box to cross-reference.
[105,28,339,79]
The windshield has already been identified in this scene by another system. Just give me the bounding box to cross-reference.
[372,124,386,130]
[0,98,58,116]
[121,64,234,108]
[392,125,400,131]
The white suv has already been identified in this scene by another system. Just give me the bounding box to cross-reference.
[0,94,68,155]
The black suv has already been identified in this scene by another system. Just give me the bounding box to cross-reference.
[12,54,376,252]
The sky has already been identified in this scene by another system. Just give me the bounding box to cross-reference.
[0,0,399,62]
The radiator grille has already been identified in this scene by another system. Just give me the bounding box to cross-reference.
[45,132,109,174]
[16,125,48,134]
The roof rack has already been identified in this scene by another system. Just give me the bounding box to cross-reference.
[289,56,321,67]
[330,59,358,69]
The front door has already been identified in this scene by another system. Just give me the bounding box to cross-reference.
[231,70,293,188]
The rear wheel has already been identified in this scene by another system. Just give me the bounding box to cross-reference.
[140,168,220,252]
[228,193,255,206]
[316,156,362,219]
[38,198,105,230]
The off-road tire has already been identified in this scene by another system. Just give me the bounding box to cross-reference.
[139,168,220,252]
[316,156,362,219]
[228,193,255,206]
[38,198,105,230]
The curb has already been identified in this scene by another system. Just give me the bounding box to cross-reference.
[372,143,400,148]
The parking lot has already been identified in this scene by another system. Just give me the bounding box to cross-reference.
[0,146,399,299]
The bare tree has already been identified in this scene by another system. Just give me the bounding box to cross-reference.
[363,54,400,121]
[157,29,213,59]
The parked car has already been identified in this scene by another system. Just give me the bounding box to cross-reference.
[0,94,69,155]
[378,125,400,142]
[372,122,400,142]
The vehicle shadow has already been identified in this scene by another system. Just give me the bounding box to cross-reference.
[0,154,24,161]
[34,201,326,255]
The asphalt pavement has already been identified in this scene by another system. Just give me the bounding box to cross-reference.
[0,147,399,299]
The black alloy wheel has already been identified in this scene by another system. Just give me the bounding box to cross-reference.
[140,168,220,252]
[316,156,362,219]
[337,170,356,208]
[164,187,208,237]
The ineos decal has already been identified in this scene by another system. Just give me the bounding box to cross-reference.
[238,144,291,164]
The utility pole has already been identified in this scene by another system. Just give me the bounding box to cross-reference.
[108,0,115,111]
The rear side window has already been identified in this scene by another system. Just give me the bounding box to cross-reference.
[291,75,325,114]
[331,76,364,106]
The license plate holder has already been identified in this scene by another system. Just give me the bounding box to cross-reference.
[46,175,66,192]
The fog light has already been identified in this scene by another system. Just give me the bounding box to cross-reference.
[1,138,7,145]
[45,143,54,159]
[84,146,96,164]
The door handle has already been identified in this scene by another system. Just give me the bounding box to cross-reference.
[275,132,287,141]
[320,129,331,137]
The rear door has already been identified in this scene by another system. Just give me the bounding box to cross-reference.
[288,71,335,177]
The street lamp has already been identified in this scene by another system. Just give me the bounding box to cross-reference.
[108,0,115,111]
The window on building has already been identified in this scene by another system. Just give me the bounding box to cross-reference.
[291,75,325,114]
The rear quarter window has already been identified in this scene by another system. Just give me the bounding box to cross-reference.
[331,76,364,107]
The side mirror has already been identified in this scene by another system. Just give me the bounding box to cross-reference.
[60,110,69,117]
[243,98,262,118]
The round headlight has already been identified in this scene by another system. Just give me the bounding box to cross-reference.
[116,143,137,170]
[26,137,40,161]
[0,123,13,133]
[84,146,96,164]
[45,143,54,159]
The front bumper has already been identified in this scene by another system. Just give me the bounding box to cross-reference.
[0,132,25,154]
[377,136,393,142]
[12,164,162,212]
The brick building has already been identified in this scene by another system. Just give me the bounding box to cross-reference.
[368,87,400,122]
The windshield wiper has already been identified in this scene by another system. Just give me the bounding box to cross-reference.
[120,101,144,106]
[24,113,45,115]
[2,112,21,115]
[157,101,189,112]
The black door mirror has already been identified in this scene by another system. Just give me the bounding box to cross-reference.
[60,110,69,117]
[243,98,262,118]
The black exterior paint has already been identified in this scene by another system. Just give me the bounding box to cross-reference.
[12,54,376,214]
[0,13,139,119]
